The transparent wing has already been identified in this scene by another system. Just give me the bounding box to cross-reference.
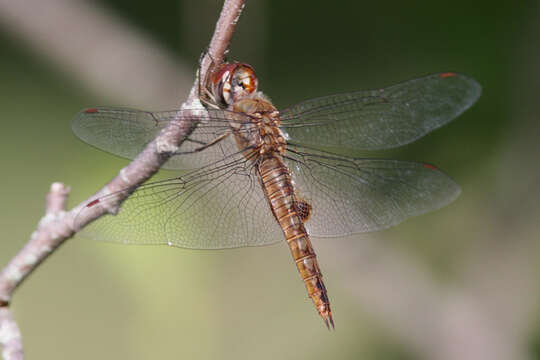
[285,148,461,237]
[280,73,481,152]
[76,153,284,249]
[72,107,249,170]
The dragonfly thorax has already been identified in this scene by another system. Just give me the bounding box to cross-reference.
[231,98,287,157]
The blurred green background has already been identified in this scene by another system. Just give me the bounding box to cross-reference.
[1,0,540,359]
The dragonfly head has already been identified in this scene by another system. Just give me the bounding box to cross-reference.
[209,63,258,106]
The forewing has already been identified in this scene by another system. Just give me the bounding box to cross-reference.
[285,149,461,237]
[76,154,283,249]
[281,73,481,151]
[72,107,246,170]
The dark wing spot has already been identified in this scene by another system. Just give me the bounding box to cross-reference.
[296,199,312,222]
[86,199,100,207]
[440,72,457,78]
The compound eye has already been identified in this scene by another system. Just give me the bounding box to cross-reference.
[229,64,258,102]
[210,63,259,106]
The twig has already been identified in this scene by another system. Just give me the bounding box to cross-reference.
[0,183,72,304]
[0,0,245,358]
[0,308,22,360]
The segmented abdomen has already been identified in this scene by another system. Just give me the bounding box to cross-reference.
[258,156,334,328]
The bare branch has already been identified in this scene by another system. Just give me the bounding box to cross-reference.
[0,1,245,358]
[0,182,72,304]
[186,0,246,104]
[0,308,23,360]
[0,184,70,360]
[46,182,71,215]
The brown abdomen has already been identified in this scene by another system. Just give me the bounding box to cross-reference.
[258,156,334,328]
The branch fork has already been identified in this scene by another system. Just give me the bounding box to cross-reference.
[0,1,246,358]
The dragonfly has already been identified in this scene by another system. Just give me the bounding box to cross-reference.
[72,63,481,328]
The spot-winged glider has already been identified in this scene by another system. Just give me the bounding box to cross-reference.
[73,63,481,328]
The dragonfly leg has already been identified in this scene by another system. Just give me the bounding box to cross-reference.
[173,131,231,156]
[198,50,223,109]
